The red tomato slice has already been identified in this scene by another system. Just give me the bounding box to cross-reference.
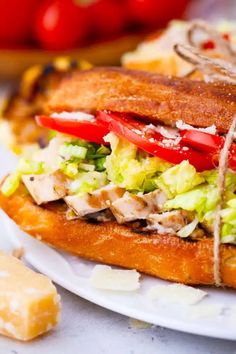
[181,129,236,171]
[96,111,215,171]
[181,130,223,152]
[35,115,109,144]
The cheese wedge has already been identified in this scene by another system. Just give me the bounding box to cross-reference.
[0,251,60,341]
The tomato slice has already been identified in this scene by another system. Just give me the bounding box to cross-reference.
[181,130,223,152]
[181,129,236,171]
[35,114,109,144]
[96,111,215,171]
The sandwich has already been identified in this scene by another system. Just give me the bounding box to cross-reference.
[0,57,92,152]
[122,20,236,79]
[1,67,236,288]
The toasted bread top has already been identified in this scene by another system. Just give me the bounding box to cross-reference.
[48,67,236,133]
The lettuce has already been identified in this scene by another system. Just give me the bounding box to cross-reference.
[202,170,236,190]
[60,161,80,178]
[59,143,87,160]
[221,198,236,227]
[69,171,107,195]
[104,133,171,191]
[17,158,44,175]
[156,161,205,198]
[1,173,21,197]
[164,185,219,221]
[221,224,236,244]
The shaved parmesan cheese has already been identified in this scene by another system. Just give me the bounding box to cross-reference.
[144,124,179,139]
[129,318,152,329]
[51,111,95,122]
[176,120,217,135]
[159,126,178,139]
[147,283,207,305]
[89,265,140,291]
[187,304,223,320]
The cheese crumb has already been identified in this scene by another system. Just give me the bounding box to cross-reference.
[146,283,207,305]
[12,247,24,259]
[176,120,217,134]
[51,111,95,122]
[89,265,140,291]
[0,251,61,341]
[129,318,152,329]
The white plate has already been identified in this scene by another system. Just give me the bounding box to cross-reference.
[1,214,236,340]
[1,143,236,340]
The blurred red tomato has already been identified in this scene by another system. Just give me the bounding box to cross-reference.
[0,0,40,43]
[127,0,189,26]
[87,0,127,38]
[34,0,88,50]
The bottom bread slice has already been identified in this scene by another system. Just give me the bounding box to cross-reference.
[1,186,236,288]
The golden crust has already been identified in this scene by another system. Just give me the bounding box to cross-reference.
[1,186,236,288]
[48,67,236,133]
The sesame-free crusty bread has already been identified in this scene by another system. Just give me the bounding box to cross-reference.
[1,185,236,288]
[48,67,236,133]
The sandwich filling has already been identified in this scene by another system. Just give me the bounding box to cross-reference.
[2,110,236,246]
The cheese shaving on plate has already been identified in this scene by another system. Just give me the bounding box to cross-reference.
[187,304,223,320]
[89,265,140,291]
[146,283,207,305]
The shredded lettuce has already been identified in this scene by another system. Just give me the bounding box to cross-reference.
[1,173,21,197]
[202,170,236,190]
[60,161,79,178]
[221,224,236,244]
[59,143,87,160]
[95,157,106,172]
[164,185,219,221]
[1,158,44,197]
[156,161,205,198]
[16,158,44,175]
[104,132,171,191]
[69,171,107,195]
[79,163,95,172]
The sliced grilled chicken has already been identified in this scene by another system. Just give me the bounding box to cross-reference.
[65,184,125,218]
[22,172,67,205]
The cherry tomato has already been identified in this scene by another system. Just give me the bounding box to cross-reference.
[35,114,109,144]
[34,0,88,50]
[181,130,236,171]
[97,111,214,171]
[202,40,215,50]
[202,33,231,50]
[87,0,127,38]
[223,33,230,41]
[126,0,189,26]
[0,0,40,43]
